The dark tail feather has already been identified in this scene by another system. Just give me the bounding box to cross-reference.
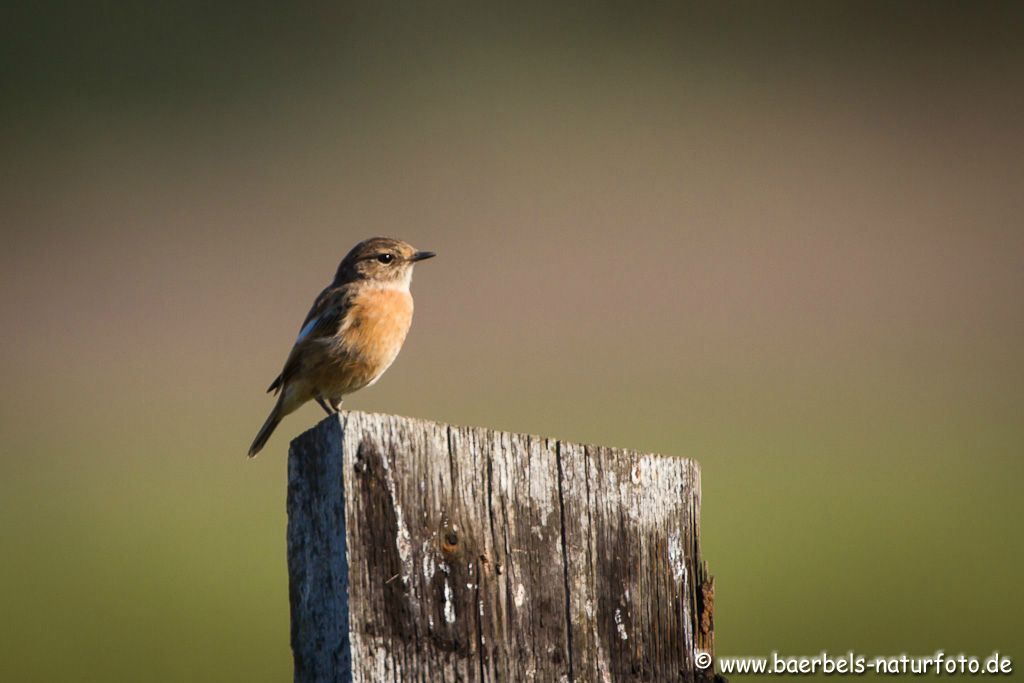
[249,403,283,457]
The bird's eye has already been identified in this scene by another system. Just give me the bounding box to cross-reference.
[376,253,394,264]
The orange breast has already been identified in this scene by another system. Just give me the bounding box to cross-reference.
[327,287,414,393]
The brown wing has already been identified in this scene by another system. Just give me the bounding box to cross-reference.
[266,284,353,394]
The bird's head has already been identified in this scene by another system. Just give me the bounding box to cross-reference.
[334,237,435,288]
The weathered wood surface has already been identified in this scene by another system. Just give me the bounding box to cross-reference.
[287,411,717,682]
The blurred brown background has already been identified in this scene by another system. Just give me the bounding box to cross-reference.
[2,2,1022,680]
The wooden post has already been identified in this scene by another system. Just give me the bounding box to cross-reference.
[287,411,719,682]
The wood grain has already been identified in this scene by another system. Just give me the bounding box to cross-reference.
[286,411,716,682]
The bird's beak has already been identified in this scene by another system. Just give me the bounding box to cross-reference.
[411,251,436,262]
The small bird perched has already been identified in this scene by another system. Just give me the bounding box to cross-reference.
[248,237,435,457]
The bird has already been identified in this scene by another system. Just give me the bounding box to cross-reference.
[248,237,435,457]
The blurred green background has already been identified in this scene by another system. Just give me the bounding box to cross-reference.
[2,2,1022,680]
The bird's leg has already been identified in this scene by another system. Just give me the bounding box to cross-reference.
[314,395,334,416]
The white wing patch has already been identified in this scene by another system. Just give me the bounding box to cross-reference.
[296,316,319,343]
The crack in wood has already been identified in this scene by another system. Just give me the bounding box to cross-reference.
[554,440,577,682]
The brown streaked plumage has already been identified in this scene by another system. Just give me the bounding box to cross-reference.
[249,237,435,457]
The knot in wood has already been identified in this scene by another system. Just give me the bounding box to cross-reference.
[441,526,460,556]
